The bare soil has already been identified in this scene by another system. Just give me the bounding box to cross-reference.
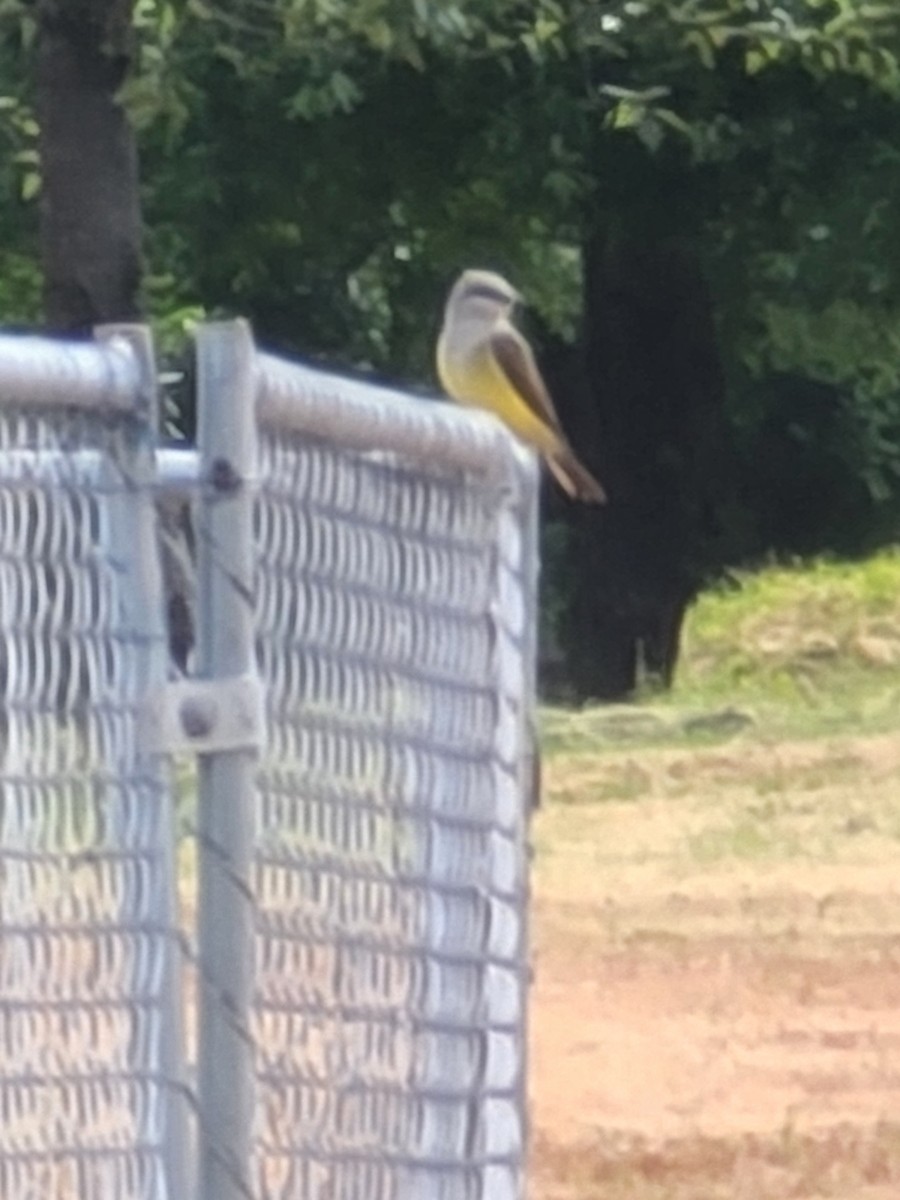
[529,731,900,1199]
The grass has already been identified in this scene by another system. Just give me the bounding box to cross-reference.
[671,549,900,731]
[534,549,900,886]
[542,547,900,755]
[534,731,900,906]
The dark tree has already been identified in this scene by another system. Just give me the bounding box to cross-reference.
[36,0,141,332]
[34,1,194,666]
[554,229,733,701]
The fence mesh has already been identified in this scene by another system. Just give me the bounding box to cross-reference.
[249,389,535,1199]
[0,327,536,1200]
[0,356,181,1199]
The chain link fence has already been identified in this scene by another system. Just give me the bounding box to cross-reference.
[0,321,538,1200]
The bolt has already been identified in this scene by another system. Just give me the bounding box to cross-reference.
[180,696,218,739]
[209,457,242,493]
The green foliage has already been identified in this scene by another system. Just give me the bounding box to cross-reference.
[0,13,39,323]
[113,0,896,369]
[4,0,896,375]
[750,300,900,501]
[1,0,897,326]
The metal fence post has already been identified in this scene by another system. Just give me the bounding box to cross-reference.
[194,320,259,1200]
[95,324,192,1200]
[518,463,541,1184]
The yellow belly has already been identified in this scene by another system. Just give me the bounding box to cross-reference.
[437,338,560,456]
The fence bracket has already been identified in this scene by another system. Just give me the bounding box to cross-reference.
[143,674,265,756]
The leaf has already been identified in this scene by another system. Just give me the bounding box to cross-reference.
[329,69,361,112]
[534,15,561,43]
[599,83,671,103]
[606,99,641,130]
[683,29,716,69]
[636,115,664,153]
[655,107,693,137]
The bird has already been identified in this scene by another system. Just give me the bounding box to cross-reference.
[436,268,606,503]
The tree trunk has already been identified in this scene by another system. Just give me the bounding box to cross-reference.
[34,2,197,670]
[557,230,731,701]
[36,0,141,332]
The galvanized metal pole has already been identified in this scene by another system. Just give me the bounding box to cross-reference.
[194,320,259,1200]
[517,461,541,1200]
[95,324,192,1200]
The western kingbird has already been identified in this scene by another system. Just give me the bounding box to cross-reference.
[436,268,606,503]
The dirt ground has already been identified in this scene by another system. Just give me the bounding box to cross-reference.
[528,732,900,1199]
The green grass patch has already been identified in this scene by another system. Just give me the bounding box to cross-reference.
[672,549,900,730]
[543,548,900,751]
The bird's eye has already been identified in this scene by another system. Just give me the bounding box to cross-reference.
[466,284,509,304]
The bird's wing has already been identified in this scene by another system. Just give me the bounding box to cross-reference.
[489,324,566,438]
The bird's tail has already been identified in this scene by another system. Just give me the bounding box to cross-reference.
[547,448,607,504]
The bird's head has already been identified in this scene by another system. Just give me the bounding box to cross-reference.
[444,268,522,322]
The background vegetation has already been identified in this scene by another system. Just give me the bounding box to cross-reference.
[3,1,900,697]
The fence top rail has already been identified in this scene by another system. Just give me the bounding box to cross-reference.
[0,329,141,415]
[255,347,536,492]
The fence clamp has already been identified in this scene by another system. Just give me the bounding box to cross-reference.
[143,673,265,756]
